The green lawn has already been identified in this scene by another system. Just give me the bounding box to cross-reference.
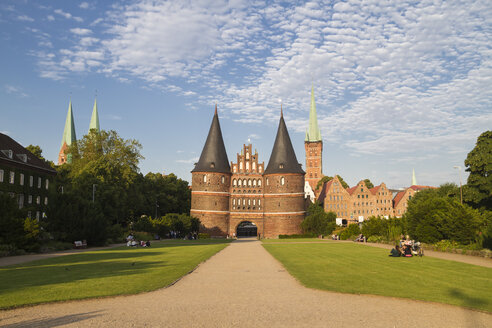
[263,241,492,312]
[0,239,230,309]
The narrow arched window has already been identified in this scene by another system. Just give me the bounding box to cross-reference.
[258,179,262,186]
[221,176,225,184]
[246,162,249,170]
[280,177,285,185]
[238,179,242,187]
[248,179,251,186]
[243,179,247,186]
[253,179,256,187]
[233,179,237,187]
[203,175,207,183]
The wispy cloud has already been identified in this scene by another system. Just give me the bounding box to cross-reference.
[176,157,199,164]
[4,85,28,98]
[17,15,34,22]
[54,9,82,22]
[35,0,491,168]
[79,2,90,10]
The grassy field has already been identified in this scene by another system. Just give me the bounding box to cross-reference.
[0,239,230,309]
[263,241,492,312]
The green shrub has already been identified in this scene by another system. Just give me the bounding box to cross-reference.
[367,235,385,243]
[278,233,317,239]
[198,233,210,239]
[339,224,361,240]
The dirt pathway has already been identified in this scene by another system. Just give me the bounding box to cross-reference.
[0,239,491,327]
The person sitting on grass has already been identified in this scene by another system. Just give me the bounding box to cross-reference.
[389,245,402,257]
[402,244,413,257]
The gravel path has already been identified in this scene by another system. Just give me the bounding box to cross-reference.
[0,239,491,327]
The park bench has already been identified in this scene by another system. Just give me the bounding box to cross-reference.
[73,240,87,249]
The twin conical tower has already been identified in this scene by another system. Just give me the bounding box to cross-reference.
[191,105,305,238]
[57,98,100,165]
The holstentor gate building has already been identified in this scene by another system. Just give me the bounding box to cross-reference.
[190,106,308,238]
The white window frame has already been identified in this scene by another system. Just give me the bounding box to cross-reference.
[45,179,49,190]
[38,177,41,188]
[20,173,24,186]
[30,176,33,187]
[9,171,15,184]
[0,169,3,182]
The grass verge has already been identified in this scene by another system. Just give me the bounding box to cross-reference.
[0,239,230,309]
[263,241,492,312]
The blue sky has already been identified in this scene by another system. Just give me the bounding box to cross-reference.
[1,0,491,189]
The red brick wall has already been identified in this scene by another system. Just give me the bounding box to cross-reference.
[305,141,323,191]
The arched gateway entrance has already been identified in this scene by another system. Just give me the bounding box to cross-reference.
[236,221,258,237]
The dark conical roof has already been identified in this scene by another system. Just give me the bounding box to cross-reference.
[264,112,305,175]
[192,108,230,173]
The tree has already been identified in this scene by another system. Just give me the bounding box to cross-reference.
[26,145,44,160]
[363,179,374,189]
[464,130,492,210]
[316,175,349,190]
[403,189,484,244]
[301,202,336,235]
[0,193,25,246]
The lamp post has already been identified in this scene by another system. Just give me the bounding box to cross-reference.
[155,200,159,219]
[453,166,462,204]
[92,184,97,203]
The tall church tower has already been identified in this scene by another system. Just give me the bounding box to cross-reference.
[191,105,231,236]
[58,100,77,165]
[263,108,305,237]
[304,85,323,193]
[89,98,100,133]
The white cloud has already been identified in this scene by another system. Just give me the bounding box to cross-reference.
[79,2,90,9]
[37,0,492,171]
[17,15,34,22]
[70,28,92,35]
[176,157,199,164]
[47,15,55,21]
[4,85,28,98]
[54,9,83,22]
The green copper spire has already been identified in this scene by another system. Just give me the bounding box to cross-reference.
[61,100,77,148]
[89,98,100,133]
[305,85,321,142]
[412,168,417,186]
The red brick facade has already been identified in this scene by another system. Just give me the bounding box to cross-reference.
[192,143,305,238]
[304,141,323,193]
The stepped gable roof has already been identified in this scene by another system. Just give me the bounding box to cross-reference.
[370,184,381,195]
[192,105,230,174]
[346,185,357,195]
[393,190,407,207]
[264,109,304,175]
[317,179,334,204]
[0,133,56,174]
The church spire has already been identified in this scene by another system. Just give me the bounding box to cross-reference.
[192,106,230,173]
[58,100,77,165]
[305,85,321,142]
[61,100,76,148]
[89,98,100,133]
[412,168,418,186]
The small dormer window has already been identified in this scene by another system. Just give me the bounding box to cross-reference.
[1,150,13,159]
[279,163,284,169]
[210,162,215,168]
[17,154,27,163]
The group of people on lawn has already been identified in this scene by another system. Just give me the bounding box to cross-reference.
[389,235,415,257]
[126,233,151,247]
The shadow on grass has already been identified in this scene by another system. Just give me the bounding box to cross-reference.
[0,258,166,294]
[448,288,489,310]
[1,311,103,327]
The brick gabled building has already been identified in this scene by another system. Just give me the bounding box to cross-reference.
[393,185,436,217]
[191,106,306,238]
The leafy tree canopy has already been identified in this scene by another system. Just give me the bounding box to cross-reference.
[363,179,374,189]
[316,175,349,190]
[464,130,492,210]
[26,145,44,160]
[301,202,336,235]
